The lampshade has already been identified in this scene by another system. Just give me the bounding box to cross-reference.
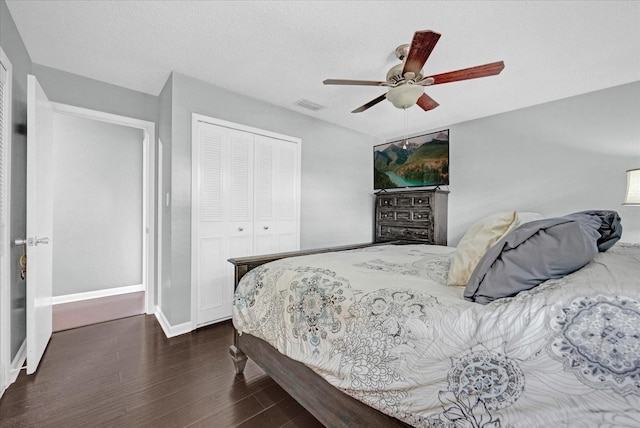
[623,168,640,205]
[386,85,423,109]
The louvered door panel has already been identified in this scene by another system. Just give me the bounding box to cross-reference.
[199,126,225,222]
[254,136,274,221]
[229,130,253,222]
[194,121,232,325]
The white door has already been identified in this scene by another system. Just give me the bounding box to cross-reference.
[275,139,299,252]
[254,135,299,255]
[193,122,253,325]
[26,75,53,374]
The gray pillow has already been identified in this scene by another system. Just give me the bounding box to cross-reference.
[564,210,622,251]
[463,216,599,304]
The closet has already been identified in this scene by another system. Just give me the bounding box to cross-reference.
[191,115,301,327]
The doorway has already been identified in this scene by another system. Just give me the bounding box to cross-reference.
[49,103,156,328]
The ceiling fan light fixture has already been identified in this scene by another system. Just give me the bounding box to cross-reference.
[387,84,423,109]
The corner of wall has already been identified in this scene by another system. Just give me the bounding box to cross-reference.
[154,306,191,338]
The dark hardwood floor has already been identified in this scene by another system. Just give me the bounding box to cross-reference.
[0,315,325,428]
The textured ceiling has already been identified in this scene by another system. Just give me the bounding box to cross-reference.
[6,1,640,139]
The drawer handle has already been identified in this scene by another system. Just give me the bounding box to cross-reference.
[238,227,244,232]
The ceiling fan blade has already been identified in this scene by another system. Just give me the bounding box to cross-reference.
[352,93,387,113]
[324,79,388,86]
[416,93,439,112]
[403,30,441,77]
[428,61,505,85]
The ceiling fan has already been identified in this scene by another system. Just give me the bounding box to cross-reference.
[323,30,505,113]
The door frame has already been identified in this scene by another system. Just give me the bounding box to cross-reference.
[50,103,156,315]
[0,47,13,396]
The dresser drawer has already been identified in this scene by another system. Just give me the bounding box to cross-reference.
[378,225,433,242]
[377,194,432,208]
[378,210,432,223]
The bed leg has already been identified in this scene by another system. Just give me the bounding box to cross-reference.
[229,345,248,374]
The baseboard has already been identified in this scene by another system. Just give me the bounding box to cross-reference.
[154,307,192,338]
[52,284,144,305]
[53,291,145,332]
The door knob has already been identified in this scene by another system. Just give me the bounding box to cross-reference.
[15,237,49,246]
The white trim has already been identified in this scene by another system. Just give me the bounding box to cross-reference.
[155,307,192,338]
[190,116,199,331]
[49,103,156,315]
[51,284,145,305]
[0,47,13,398]
[192,113,302,144]
[157,139,163,314]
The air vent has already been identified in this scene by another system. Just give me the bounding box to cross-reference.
[293,99,325,111]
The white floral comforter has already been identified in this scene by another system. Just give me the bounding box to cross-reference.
[233,243,640,427]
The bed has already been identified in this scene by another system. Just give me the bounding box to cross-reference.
[229,211,639,427]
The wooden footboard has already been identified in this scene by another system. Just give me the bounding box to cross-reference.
[228,241,411,427]
[231,332,410,427]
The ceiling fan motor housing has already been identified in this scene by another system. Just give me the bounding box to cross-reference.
[386,63,423,85]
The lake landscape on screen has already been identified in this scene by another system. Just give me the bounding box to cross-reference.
[374,129,449,190]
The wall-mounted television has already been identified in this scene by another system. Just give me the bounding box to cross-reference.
[374,129,449,190]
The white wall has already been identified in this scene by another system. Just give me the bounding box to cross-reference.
[52,113,144,295]
[444,81,640,245]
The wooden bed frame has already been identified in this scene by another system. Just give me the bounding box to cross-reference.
[228,242,412,428]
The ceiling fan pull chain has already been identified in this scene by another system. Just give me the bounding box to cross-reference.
[402,108,409,149]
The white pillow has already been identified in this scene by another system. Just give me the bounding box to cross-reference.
[515,211,544,226]
[447,211,518,286]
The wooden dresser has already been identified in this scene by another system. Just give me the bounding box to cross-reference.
[374,189,448,245]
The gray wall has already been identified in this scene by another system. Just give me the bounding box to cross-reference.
[162,72,379,325]
[1,0,31,360]
[30,64,158,124]
[52,114,144,296]
[444,81,640,245]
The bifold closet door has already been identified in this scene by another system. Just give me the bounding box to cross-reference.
[253,135,299,256]
[193,115,300,327]
[194,123,253,325]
